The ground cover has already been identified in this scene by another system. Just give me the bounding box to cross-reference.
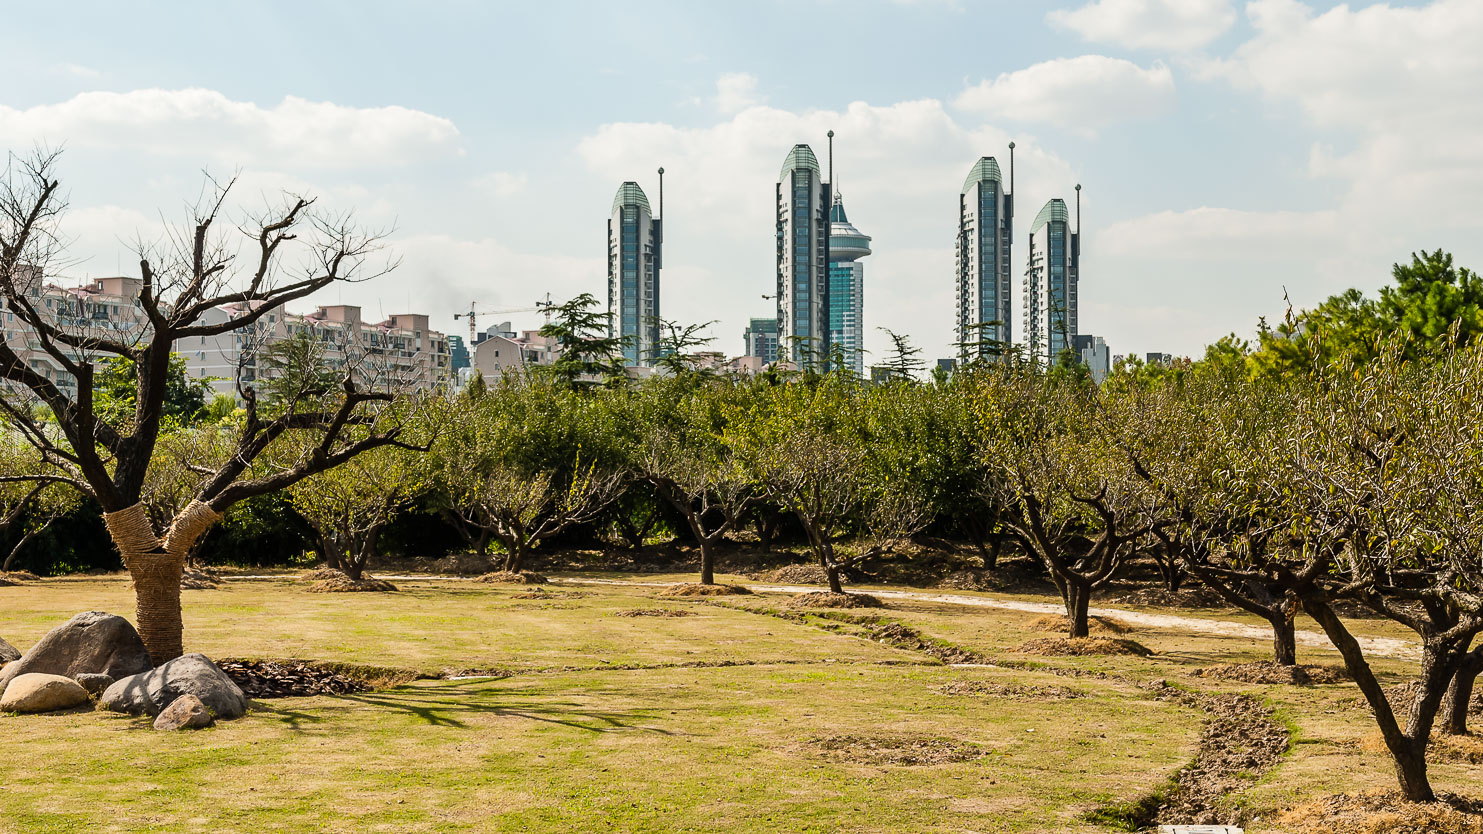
[1,571,1480,832]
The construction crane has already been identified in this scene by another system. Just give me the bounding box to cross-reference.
[453,294,555,345]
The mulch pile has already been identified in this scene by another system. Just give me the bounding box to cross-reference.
[859,621,985,664]
[477,570,548,585]
[180,568,221,590]
[1143,683,1291,826]
[306,571,398,593]
[808,733,991,766]
[1016,637,1152,657]
[788,591,884,610]
[935,680,1083,700]
[217,659,371,698]
[0,571,40,585]
[1025,614,1132,635]
[510,587,588,600]
[762,564,833,584]
[430,553,494,575]
[660,583,753,597]
[1277,791,1483,834]
[1106,585,1228,608]
[612,608,694,618]
[935,569,993,591]
[1195,661,1351,686]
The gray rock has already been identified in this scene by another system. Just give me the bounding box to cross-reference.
[99,654,248,719]
[0,673,90,713]
[0,612,151,698]
[74,673,115,697]
[0,636,18,664]
[153,693,214,730]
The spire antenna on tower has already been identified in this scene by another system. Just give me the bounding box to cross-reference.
[1075,183,1082,234]
[827,130,834,186]
[658,167,664,220]
[1008,141,1015,196]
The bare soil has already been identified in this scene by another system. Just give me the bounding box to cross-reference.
[1015,637,1153,657]
[180,567,221,590]
[1277,791,1483,834]
[1024,614,1133,635]
[659,583,753,597]
[807,733,991,766]
[1143,683,1291,826]
[1195,661,1352,686]
[1105,585,1229,608]
[429,553,494,575]
[935,569,994,591]
[477,570,548,585]
[934,680,1084,700]
[787,591,884,610]
[762,564,833,584]
[612,608,694,618]
[510,588,589,600]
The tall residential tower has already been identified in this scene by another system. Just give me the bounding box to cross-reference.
[607,180,662,366]
[776,144,832,368]
[827,192,871,377]
[1024,190,1080,365]
[956,151,1013,360]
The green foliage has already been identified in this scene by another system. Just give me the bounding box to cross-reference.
[538,292,627,388]
[92,353,214,427]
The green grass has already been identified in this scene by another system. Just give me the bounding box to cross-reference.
[0,571,1479,832]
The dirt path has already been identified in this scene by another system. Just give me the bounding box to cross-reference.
[553,577,1422,662]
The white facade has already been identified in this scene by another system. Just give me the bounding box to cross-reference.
[1024,198,1079,365]
[776,144,831,368]
[956,157,1013,360]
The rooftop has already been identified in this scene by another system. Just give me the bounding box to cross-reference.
[961,157,1003,193]
[1032,198,1069,234]
[611,182,651,215]
[780,144,821,180]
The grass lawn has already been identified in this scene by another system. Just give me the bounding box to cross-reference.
[0,572,1477,832]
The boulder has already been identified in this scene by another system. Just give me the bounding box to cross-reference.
[0,612,152,697]
[153,694,214,731]
[0,673,90,713]
[99,654,248,720]
[0,636,18,664]
[75,673,115,697]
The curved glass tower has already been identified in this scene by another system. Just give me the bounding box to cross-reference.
[607,182,661,366]
[776,144,831,368]
[1024,198,1079,364]
[828,192,870,377]
[956,157,1013,360]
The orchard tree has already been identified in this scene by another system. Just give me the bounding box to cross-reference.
[0,151,415,660]
[289,442,429,580]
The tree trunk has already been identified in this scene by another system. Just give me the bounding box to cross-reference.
[698,537,715,585]
[3,528,39,572]
[503,544,524,573]
[128,556,185,662]
[825,564,844,595]
[1269,611,1297,666]
[985,532,1002,571]
[1441,648,1483,735]
[1066,583,1091,638]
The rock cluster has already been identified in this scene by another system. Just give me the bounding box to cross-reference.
[0,673,90,713]
[0,612,152,696]
[99,653,249,720]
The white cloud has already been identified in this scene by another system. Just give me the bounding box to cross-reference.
[713,72,764,115]
[1047,0,1236,52]
[579,99,1079,363]
[477,171,529,198]
[0,88,461,169]
[954,56,1175,133]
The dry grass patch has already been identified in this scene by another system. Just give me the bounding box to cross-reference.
[1277,791,1483,833]
[762,564,831,584]
[1015,637,1152,657]
[477,570,548,585]
[510,587,588,600]
[788,591,883,610]
[1359,732,1483,766]
[807,733,991,766]
[1195,661,1351,686]
[611,608,694,618]
[660,583,752,597]
[1024,614,1132,635]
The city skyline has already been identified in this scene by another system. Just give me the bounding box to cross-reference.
[5,1,1479,368]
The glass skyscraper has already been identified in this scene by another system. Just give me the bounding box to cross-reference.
[607,182,662,366]
[743,317,779,364]
[776,144,831,368]
[827,192,870,377]
[956,156,1013,360]
[1024,198,1079,365]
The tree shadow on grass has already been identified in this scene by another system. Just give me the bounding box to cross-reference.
[253,679,675,735]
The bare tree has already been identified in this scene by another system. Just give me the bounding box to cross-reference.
[290,443,428,581]
[0,151,416,660]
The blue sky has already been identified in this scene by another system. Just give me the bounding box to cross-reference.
[2,0,1476,363]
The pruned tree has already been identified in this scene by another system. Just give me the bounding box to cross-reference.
[289,443,429,581]
[432,376,623,573]
[0,150,418,660]
[975,368,1151,637]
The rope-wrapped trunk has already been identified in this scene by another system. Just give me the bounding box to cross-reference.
[102,500,221,663]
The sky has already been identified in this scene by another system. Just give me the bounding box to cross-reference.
[2,0,1479,364]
